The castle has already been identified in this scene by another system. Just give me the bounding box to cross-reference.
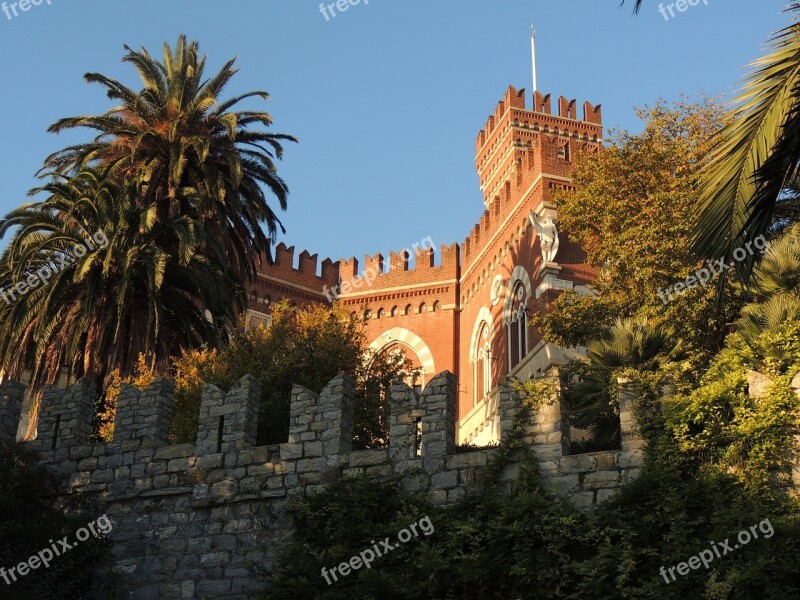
[245,86,603,445]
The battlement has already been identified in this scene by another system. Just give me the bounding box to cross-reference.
[475,86,603,153]
[269,242,340,283]
[336,242,460,298]
[0,371,652,598]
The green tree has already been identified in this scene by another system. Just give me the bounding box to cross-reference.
[43,35,296,284]
[170,301,411,447]
[0,444,110,599]
[564,317,680,448]
[750,222,800,296]
[0,169,235,399]
[533,99,744,368]
[0,36,295,415]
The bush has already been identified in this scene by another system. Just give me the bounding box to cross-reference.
[252,379,800,599]
[0,443,110,599]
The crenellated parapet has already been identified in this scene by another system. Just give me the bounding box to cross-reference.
[32,378,95,458]
[196,375,260,454]
[114,378,175,449]
[0,370,654,598]
[249,242,340,312]
[333,242,460,313]
[475,86,603,154]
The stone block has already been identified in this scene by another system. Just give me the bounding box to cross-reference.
[559,454,597,474]
[583,470,620,490]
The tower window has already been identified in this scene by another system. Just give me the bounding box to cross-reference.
[508,283,529,371]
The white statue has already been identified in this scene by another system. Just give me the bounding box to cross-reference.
[528,210,559,264]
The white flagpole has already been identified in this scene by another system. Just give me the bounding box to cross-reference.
[531,24,538,94]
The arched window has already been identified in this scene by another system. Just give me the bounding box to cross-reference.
[508,283,529,371]
[432,301,441,312]
[419,302,426,314]
[474,322,491,406]
[364,308,372,320]
[404,304,412,316]
[391,306,399,317]
[377,308,385,319]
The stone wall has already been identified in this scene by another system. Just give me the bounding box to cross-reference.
[0,371,647,599]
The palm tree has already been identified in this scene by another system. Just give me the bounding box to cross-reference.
[566,317,680,446]
[0,168,237,397]
[735,293,800,373]
[750,222,800,296]
[693,4,800,281]
[43,34,296,284]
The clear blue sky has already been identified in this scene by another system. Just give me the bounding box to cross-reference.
[0,0,790,266]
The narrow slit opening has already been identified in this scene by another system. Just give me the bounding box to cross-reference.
[217,415,224,453]
[52,414,62,450]
[414,417,423,458]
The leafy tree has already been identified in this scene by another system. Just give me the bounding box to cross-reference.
[169,301,411,447]
[0,35,296,409]
[750,222,800,296]
[533,100,746,368]
[0,169,236,439]
[563,317,681,448]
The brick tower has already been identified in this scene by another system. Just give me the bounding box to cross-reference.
[247,86,603,445]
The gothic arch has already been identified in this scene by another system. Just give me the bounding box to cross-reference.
[469,307,495,363]
[502,265,533,325]
[367,327,435,375]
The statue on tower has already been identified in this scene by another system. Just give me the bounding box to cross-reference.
[528,210,559,264]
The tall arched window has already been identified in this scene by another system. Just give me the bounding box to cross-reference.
[508,283,529,371]
[474,322,491,406]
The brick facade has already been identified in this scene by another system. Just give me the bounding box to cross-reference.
[249,86,602,424]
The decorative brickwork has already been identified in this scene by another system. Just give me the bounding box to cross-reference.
[249,86,601,426]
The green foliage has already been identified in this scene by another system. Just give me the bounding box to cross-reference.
[254,455,800,599]
[533,99,747,369]
[693,4,800,279]
[0,35,296,402]
[560,318,682,447]
[170,300,410,446]
[255,355,800,599]
[0,443,110,599]
[665,320,800,495]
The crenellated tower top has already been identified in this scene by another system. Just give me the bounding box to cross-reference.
[474,86,603,209]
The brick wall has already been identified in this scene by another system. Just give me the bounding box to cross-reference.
[244,85,602,425]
